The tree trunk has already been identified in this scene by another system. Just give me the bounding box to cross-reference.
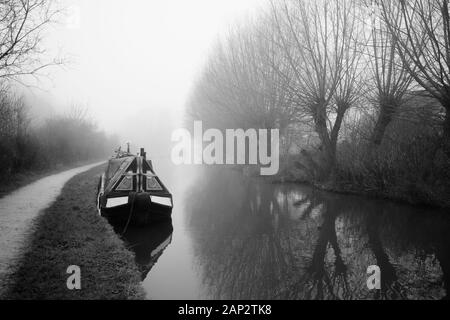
[371,101,396,146]
[328,102,347,173]
[315,119,335,178]
[443,106,450,158]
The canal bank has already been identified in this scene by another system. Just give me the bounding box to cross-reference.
[1,165,144,300]
[272,158,450,210]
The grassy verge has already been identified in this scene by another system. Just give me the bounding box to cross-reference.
[3,165,145,300]
[275,164,450,209]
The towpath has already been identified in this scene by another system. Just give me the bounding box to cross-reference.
[0,162,104,297]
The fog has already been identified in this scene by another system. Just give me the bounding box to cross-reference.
[18,0,261,158]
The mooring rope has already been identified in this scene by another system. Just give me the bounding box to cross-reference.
[122,192,136,235]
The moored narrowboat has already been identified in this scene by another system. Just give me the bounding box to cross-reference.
[97,146,173,226]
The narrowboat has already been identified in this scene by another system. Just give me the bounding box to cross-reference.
[97,146,173,226]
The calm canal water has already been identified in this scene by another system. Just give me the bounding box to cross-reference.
[120,165,450,300]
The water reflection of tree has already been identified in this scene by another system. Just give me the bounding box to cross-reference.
[285,193,352,300]
[366,209,406,299]
[186,169,351,299]
[185,168,450,300]
[185,169,296,299]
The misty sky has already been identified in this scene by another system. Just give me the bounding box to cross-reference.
[20,0,261,151]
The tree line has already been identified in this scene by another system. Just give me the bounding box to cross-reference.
[188,0,450,207]
[0,93,117,179]
[0,1,116,180]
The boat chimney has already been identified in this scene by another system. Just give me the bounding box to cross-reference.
[126,142,130,154]
[140,148,146,160]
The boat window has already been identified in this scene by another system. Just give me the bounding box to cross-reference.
[146,176,163,191]
[116,175,133,191]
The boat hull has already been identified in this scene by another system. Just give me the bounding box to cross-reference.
[97,151,173,226]
[100,193,172,226]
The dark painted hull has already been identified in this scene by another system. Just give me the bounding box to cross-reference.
[101,194,172,226]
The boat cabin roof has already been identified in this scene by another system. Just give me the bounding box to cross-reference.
[104,156,171,197]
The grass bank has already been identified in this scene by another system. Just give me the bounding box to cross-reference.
[3,165,145,300]
[275,144,450,209]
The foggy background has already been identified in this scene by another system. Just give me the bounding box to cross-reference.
[2,0,450,301]
[17,0,261,160]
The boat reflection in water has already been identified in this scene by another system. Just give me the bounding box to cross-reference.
[104,165,450,300]
[107,216,173,280]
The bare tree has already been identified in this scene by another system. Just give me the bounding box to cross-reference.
[269,0,366,177]
[363,1,415,145]
[188,18,298,133]
[0,0,60,82]
[379,0,450,155]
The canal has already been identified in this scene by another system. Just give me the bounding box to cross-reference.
[121,165,450,300]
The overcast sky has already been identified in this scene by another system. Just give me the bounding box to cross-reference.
[22,0,261,149]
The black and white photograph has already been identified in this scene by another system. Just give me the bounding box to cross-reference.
[0,0,450,311]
